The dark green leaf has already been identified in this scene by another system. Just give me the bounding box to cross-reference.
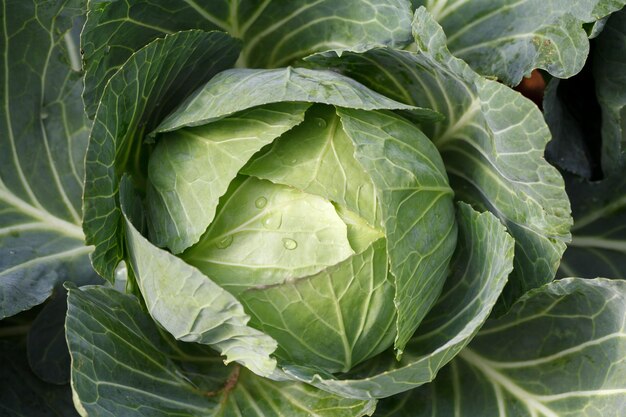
[0,0,97,319]
[66,285,377,416]
[81,0,414,116]
[27,289,70,384]
[593,8,626,176]
[544,75,602,180]
[416,0,626,85]
[0,340,78,417]
[376,278,626,417]
[558,173,626,279]
[543,9,626,180]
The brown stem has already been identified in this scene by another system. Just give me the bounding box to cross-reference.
[204,365,241,398]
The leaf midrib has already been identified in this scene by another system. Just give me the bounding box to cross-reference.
[459,348,560,417]
[0,186,84,240]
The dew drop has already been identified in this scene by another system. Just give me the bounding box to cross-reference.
[9,250,16,255]
[216,235,233,249]
[40,112,49,120]
[282,238,297,250]
[314,117,327,128]
[262,213,282,229]
[105,45,111,53]
[254,196,267,209]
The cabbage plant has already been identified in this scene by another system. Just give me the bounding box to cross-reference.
[1,1,625,416]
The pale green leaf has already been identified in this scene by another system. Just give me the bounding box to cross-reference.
[241,238,396,374]
[376,278,626,417]
[122,178,278,378]
[182,176,354,295]
[0,0,97,319]
[81,0,413,116]
[243,104,382,229]
[338,107,457,356]
[66,285,377,417]
[147,102,310,253]
[417,0,626,85]
[283,203,513,399]
[155,67,437,133]
[82,30,241,281]
[335,205,386,255]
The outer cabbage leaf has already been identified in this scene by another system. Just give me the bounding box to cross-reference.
[282,203,514,399]
[558,173,626,280]
[0,0,97,319]
[376,278,626,417]
[65,285,377,417]
[543,8,626,179]
[593,8,626,176]
[27,289,71,384]
[416,0,626,85]
[82,30,241,281]
[122,177,278,378]
[155,67,437,133]
[543,75,602,180]
[588,16,611,38]
[81,0,414,117]
[309,7,571,310]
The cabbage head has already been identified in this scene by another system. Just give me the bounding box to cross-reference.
[51,1,625,416]
[4,0,626,416]
[82,1,565,403]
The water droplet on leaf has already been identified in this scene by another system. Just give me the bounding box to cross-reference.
[254,197,267,209]
[40,112,49,120]
[282,238,297,250]
[262,213,282,229]
[216,235,233,249]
